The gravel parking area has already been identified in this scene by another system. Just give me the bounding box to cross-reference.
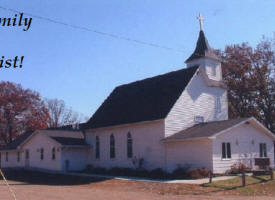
[0,180,274,200]
[0,170,274,200]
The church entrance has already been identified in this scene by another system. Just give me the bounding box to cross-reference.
[238,141,253,169]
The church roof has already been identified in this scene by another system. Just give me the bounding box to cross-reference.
[0,131,34,150]
[0,129,85,150]
[163,118,250,142]
[185,30,220,63]
[85,66,199,129]
[50,137,88,146]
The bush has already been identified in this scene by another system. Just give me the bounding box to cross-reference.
[227,163,249,175]
[187,168,210,179]
[198,168,210,177]
[91,167,107,174]
[135,169,150,178]
[109,167,134,176]
[83,166,210,180]
[172,167,188,179]
[149,168,169,179]
[187,169,203,179]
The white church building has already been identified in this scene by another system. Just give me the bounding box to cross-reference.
[1,28,275,174]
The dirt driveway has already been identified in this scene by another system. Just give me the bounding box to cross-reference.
[0,170,274,200]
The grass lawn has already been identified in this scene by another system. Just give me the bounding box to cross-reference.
[204,172,275,196]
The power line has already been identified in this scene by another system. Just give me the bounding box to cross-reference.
[0,6,184,53]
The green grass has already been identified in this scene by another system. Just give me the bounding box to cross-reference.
[205,174,271,189]
[203,172,275,195]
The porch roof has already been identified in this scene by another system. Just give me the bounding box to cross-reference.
[163,118,250,142]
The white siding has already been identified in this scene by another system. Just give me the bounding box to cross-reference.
[22,134,62,171]
[165,139,213,173]
[213,123,275,173]
[186,58,222,81]
[86,120,166,170]
[165,72,228,136]
[0,132,89,172]
[61,148,89,171]
[0,151,24,168]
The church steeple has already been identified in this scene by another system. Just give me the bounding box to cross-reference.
[185,30,220,63]
[185,14,222,81]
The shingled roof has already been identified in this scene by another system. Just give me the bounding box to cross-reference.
[85,66,199,129]
[0,129,85,151]
[50,137,88,146]
[0,131,34,150]
[163,118,250,142]
[185,30,220,63]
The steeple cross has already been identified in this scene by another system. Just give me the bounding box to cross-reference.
[197,13,204,31]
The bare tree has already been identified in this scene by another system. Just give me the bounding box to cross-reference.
[45,98,85,128]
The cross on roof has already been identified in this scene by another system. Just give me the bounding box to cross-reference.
[197,13,204,31]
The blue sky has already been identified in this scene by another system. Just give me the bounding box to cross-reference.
[0,0,274,119]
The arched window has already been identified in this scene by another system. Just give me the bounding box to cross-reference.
[40,148,44,160]
[127,132,133,158]
[110,134,115,159]
[52,148,56,160]
[96,136,100,159]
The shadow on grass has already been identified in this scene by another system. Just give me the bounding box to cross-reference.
[0,169,108,186]
[251,175,269,183]
[199,176,273,195]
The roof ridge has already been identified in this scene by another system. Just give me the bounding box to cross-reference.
[197,117,250,125]
[116,65,199,89]
[85,65,199,129]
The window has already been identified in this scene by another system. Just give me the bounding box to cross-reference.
[127,132,133,158]
[17,152,20,162]
[259,143,267,158]
[25,149,29,160]
[222,142,231,159]
[5,152,8,162]
[216,97,221,113]
[194,116,204,124]
[110,134,115,159]
[95,136,100,159]
[212,66,216,76]
[52,148,56,160]
[40,148,44,160]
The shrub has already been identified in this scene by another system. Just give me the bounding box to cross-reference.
[83,166,210,180]
[187,169,204,179]
[149,168,169,179]
[172,167,188,179]
[91,167,107,174]
[83,166,106,174]
[228,163,249,175]
[136,169,150,178]
[198,168,210,177]
[187,168,210,179]
[109,167,135,176]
